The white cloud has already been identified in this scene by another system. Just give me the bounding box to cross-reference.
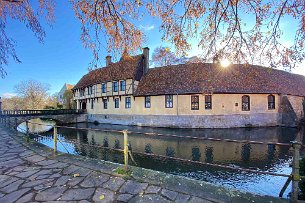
[140,24,155,31]
[1,93,17,98]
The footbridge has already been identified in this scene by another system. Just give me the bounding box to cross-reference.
[0,109,87,128]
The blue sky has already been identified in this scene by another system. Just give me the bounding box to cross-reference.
[0,1,304,98]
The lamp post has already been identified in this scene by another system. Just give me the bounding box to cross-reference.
[0,97,2,111]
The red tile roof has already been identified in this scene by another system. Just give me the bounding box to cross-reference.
[73,55,143,89]
[134,63,305,97]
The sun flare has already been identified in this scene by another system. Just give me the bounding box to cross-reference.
[220,59,231,68]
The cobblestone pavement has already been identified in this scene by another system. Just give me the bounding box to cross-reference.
[0,126,215,203]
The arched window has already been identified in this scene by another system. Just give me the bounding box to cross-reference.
[268,95,275,110]
[242,95,250,111]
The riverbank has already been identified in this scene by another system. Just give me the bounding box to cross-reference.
[0,125,289,202]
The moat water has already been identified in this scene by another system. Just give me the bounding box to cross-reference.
[19,119,305,198]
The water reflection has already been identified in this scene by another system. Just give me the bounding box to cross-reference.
[18,118,55,133]
[29,122,304,197]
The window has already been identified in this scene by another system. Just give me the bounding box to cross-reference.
[242,95,250,111]
[102,83,107,93]
[80,89,85,97]
[125,97,131,108]
[113,82,118,92]
[145,96,151,108]
[114,98,119,108]
[191,95,199,110]
[165,95,173,108]
[103,99,107,109]
[91,99,94,109]
[205,95,212,109]
[120,80,126,91]
[268,95,275,110]
[88,86,93,95]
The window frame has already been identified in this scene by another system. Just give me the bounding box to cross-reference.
[103,99,108,109]
[102,83,107,93]
[120,80,126,91]
[91,99,94,109]
[145,96,151,108]
[113,81,118,92]
[191,95,199,110]
[205,95,212,110]
[165,95,173,108]
[242,95,250,111]
[268,94,275,110]
[125,97,131,109]
[114,98,119,108]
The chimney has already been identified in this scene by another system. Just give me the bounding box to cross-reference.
[142,47,149,74]
[106,55,112,67]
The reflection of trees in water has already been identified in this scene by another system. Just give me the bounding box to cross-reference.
[192,146,201,161]
[103,137,109,147]
[166,147,175,157]
[145,144,153,154]
[114,139,121,149]
[266,144,276,167]
[241,143,251,163]
[205,147,213,163]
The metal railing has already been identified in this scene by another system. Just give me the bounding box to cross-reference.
[0,109,86,117]
[1,119,303,201]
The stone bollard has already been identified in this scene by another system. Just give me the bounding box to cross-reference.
[291,141,302,202]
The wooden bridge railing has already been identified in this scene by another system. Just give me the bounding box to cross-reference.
[0,109,87,117]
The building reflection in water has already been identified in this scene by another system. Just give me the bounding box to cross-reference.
[36,122,303,197]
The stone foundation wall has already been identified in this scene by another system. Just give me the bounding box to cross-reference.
[88,113,280,128]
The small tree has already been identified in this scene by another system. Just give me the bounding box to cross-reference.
[63,89,75,109]
[14,80,50,109]
[151,47,177,67]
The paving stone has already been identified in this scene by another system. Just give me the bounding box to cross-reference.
[22,179,48,188]
[80,173,110,187]
[36,160,58,166]
[188,196,213,203]
[0,159,24,168]
[129,194,171,203]
[23,155,45,163]
[0,188,31,203]
[54,176,71,186]
[72,167,92,177]
[62,165,79,175]
[35,186,66,201]
[0,176,19,188]
[42,162,69,169]
[117,193,134,202]
[67,177,85,187]
[175,193,190,202]
[145,185,161,194]
[49,173,61,179]
[92,188,114,202]
[60,188,95,201]
[29,169,53,180]
[19,151,34,157]
[161,189,178,200]
[15,170,39,178]
[16,192,35,203]
[0,179,24,193]
[36,175,50,180]
[103,176,125,191]
[119,180,148,195]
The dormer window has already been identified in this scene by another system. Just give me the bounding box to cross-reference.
[113,82,118,92]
